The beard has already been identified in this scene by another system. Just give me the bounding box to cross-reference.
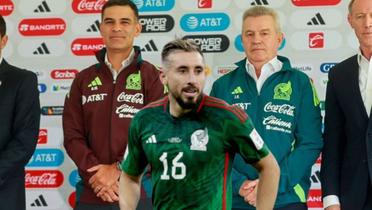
[169,86,203,110]
[175,94,202,109]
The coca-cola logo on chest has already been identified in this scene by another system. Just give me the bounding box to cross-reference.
[25,170,64,188]
[72,0,108,14]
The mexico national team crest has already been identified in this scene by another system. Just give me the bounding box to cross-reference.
[126,72,142,90]
[190,128,209,151]
[274,81,292,101]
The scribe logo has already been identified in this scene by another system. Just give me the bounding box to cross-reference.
[51,69,78,80]
[292,0,340,6]
[183,34,229,53]
[72,0,108,14]
[25,170,64,188]
[309,32,324,48]
[71,38,104,56]
[38,129,48,144]
[139,15,174,33]
[198,0,212,8]
[0,0,14,16]
[19,18,66,36]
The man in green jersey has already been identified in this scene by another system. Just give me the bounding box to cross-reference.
[118,39,280,210]
[210,6,323,210]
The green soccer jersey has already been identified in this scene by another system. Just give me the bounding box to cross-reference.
[122,95,269,210]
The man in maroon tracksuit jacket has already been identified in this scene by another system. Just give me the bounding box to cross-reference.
[63,1,164,209]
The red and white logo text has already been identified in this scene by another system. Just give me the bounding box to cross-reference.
[307,189,323,208]
[37,129,47,144]
[72,0,108,14]
[309,32,324,49]
[0,0,14,16]
[51,69,79,80]
[71,38,104,56]
[198,0,212,8]
[25,170,64,188]
[19,18,66,36]
[292,0,341,6]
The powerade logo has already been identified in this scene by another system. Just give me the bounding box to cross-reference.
[27,149,64,167]
[180,13,230,32]
[131,0,175,12]
[68,169,81,187]
[139,15,174,33]
[320,63,337,73]
[183,34,229,53]
[38,83,47,93]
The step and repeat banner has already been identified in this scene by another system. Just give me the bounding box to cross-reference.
[1,0,357,209]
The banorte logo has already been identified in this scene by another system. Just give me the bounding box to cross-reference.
[71,38,104,56]
[0,0,14,16]
[25,170,64,188]
[292,0,341,6]
[72,0,108,14]
[51,69,79,80]
[309,32,324,48]
[38,129,47,144]
[307,189,322,208]
[18,18,66,36]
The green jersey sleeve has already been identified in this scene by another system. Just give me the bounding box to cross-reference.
[121,115,148,176]
[227,116,270,164]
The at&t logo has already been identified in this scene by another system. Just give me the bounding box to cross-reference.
[180,13,230,32]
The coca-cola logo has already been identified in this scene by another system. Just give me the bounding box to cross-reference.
[25,170,64,188]
[18,18,66,36]
[72,0,108,14]
[117,92,144,104]
[71,38,104,56]
[0,0,14,16]
[309,32,324,48]
[264,102,295,117]
[51,69,79,80]
[38,129,47,144]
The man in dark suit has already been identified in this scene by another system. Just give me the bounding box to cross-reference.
[321,0,372,209]
[0,15,40,210]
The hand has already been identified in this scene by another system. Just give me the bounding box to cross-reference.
[239,179,259,206]
[325,205,341,210]
[87,163,121,195]
[96,182,119,202]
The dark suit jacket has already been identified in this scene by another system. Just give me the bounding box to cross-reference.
[321,55,372,210]
[0,59,40,210]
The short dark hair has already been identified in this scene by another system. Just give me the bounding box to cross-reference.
[101,0,139,21]
[161,39,204,69]
[0,15,6,37]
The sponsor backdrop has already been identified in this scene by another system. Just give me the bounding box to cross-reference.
[0,0,355,209]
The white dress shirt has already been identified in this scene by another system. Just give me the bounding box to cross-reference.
[104,48,135,82]
[245,56,283,94]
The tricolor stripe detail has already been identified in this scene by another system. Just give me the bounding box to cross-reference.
[204,96,248,123]
[222,152,229,210]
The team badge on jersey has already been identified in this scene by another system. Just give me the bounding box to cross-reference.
[190,128,209,151]
[126,72,142,90]
[273,81,292,101]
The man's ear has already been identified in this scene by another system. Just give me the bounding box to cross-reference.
[0,35,8,50]
[159,68,167,86]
